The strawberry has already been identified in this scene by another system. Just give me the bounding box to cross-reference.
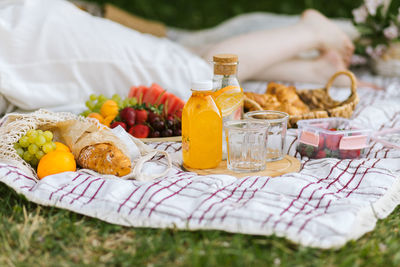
[325,134,343,151]
[340,149,361,159]
[128,124,150,138]
[110,121,127,130]
[315,149,326,159]
[135,109,148,124]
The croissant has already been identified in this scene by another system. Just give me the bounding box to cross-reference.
[244,82,310,115]
[44,120,132,177]
[78,143,131,176]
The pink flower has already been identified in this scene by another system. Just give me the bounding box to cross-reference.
[383,23,399,40]
[366,44,387,59]
[365,0,384,16]
[353,5,368,23]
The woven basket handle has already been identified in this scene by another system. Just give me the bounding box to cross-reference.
[324,70,357,98]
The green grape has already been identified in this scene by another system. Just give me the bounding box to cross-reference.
[14,143,21,150]
[42,142,54,154]
[111,94,121,101]
[28,144,39,154]
[15,147,24,157]
[37,130,44,136]
[89,94,97,101]
[26,129,37,137]
[30,157,38,167]
[43,131,53,142]
[117,99,124,108]
[35,135,46,147]
[28,134,37,144]
[85,100,95,111]
[81,110,91,117]
[19,136,29,148]
[98,94,107,102]
[23,151,33,162]
[35,150,45,160]
[123,99,130,107]
[51,142,57,150]
[129,97,137,106]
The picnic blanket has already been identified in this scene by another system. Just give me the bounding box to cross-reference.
[0,70,399,249]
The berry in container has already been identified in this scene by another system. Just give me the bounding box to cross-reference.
[296,118,372,159]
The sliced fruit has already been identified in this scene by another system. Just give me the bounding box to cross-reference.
[213,86,243,117]
[142,83,166,105]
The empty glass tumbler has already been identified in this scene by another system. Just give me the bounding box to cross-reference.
[224,120,270,172]
[244,110,288,161]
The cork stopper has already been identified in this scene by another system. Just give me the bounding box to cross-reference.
[213,54,238,75]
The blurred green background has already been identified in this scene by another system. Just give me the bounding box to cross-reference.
[84,0,366,29]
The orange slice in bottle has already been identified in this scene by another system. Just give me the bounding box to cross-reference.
[213,85,243,117]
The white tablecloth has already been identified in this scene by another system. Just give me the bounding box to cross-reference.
[0,71,399,249]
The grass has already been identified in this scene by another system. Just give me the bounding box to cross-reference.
[1,182,400,266]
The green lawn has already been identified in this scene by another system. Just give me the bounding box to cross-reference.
[85,0,365,29]
[1,182,400,266]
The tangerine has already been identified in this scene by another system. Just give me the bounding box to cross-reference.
[88,112,104,124]
[54,142,71,152]
[100,100,119,118]
[37,150,76,179]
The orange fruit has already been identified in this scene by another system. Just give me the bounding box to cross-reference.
[100,100,119,118]
[37,150,76,179]
[103,115,116,127]
[88,112,104,124]
[54,142,70,152]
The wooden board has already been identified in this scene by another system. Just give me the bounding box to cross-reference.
[182,155,301,178]
[141,136,181,143]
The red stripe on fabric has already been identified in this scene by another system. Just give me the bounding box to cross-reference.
[148,180,194,217]
[49,173,84,201]
[345,159,380,198]
[140,173,188,213]
[326,160,353,189]
[117,184,142,212]
[69,178,102,204]
[128,178,166,215]
[85,180,106,204]
[298,199,333,234]
[59,175,92,202]
[220,188,247,223]
[336,159,367,194]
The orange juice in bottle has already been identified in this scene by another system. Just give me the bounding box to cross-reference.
[182,81,222,169]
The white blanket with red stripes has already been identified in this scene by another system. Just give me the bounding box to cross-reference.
[1,71,399,249]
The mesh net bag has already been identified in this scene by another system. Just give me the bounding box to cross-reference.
[0,109,171,181]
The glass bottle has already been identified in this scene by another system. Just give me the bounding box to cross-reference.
[182,81,222,169]
[212,54,244,158]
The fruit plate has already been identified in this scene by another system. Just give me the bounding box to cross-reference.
[182,155,300,178]
[141,136,182,143]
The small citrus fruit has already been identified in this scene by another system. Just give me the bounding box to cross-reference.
[100,100,119,118]
[103,115,116,127]
[88,112,104,124]
[37,150,76,179]
[54,142,70,152]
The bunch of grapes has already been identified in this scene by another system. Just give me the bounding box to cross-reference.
[14,129,56,167]
[80,94,137,117]
[148,112,181,138]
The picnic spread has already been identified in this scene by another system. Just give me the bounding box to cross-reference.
[0,68,399,249]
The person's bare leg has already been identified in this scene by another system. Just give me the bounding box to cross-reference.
[253,50,349,85]
[200,9,354,81]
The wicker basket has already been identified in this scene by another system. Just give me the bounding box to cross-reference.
[243,70,359,128]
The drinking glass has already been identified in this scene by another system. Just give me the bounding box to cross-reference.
[224,120,270,172]
[244,110,288,161]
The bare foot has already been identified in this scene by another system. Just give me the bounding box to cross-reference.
[314,50,351,86]
[301,9,354,67]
